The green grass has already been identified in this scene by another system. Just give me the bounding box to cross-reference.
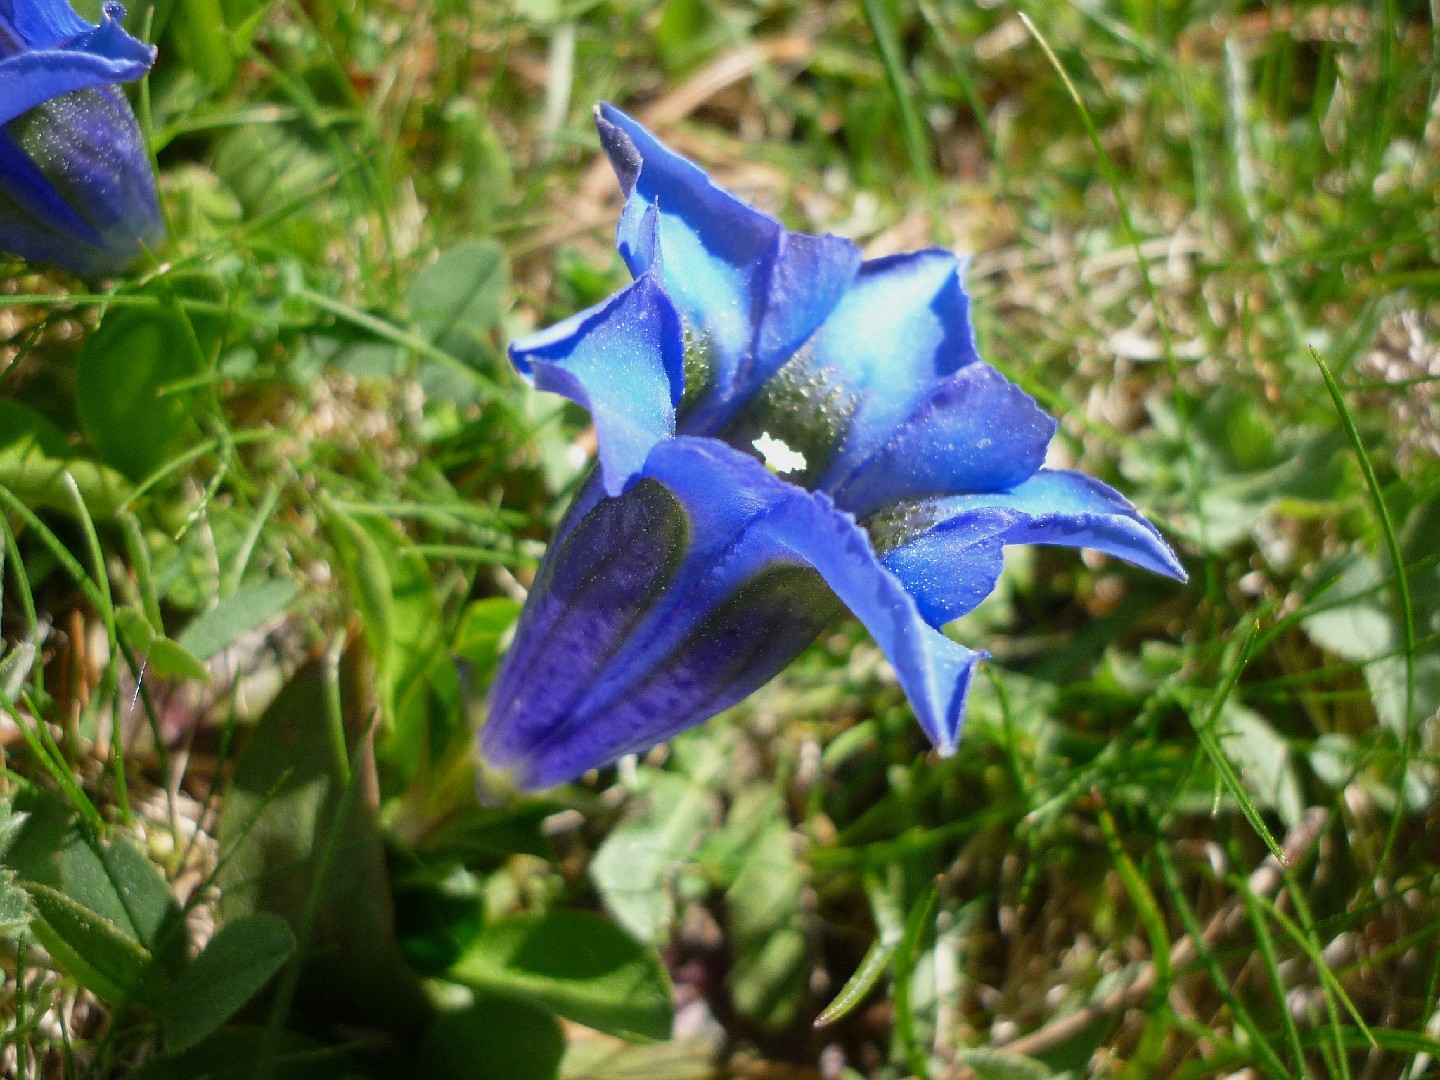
[2,0,1439,1077]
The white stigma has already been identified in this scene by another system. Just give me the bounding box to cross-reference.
[752,432,807,475]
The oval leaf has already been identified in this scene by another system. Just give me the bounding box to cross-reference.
[162,912,296,1052]
[447,910,673,1041]
[27,883,153,1003]
[76,308,207,482]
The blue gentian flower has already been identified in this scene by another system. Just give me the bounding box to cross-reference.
[482,105,1186,790]
[0,0,163,275]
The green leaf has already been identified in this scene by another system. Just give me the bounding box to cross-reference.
[328,513,454,781]
[0,401,131,517]
[114,606,158,652]
[145,637,213,682]
[590,770,716,945]
[407,240,509,399]
[0,786,75,883]
[76,307,208,483]
[814,934,897,1028]
[168,0,276,88]
[409,241,508,346]
[54,832,182,956]
[178,579,297,661]
[722,791,805,1030]
[452,597,520,686]
[217,661,432,1035]
[115,608,211,682]
[0,868,34,940]
[0,801,32,866]
[417,802,556,866]
[448,910,673,1041]
[1301,557,1394,662]
[162,913,296,1052]
[1220,703,1304,829]
[326,509,395,705]
[395,865,485,976]
[26,883,153,1002]
[212,124,332,239]
[171,0,234,85]
[130,1025,350,1080]
[420,998,564,1080]
[27,829,188,989]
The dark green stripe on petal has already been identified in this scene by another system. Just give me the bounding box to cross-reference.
[482,477,689,785]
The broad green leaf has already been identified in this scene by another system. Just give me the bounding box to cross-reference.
[408,240,509,399]
[0,401,131,517]
[0,401,68,457]
[115,607,212,682]
[0,639,38,701]
[420,998,564,1080]
[0,801,31,863]
[211,125,332,257]
[328,513,453,780]
[76,307,208,482]
[217,661,431,1035]
[0,787,74,884]
[55,832,183,962]
[114,606,158,652]
[394,865,485,976]
[408,241,508,348]
[162,913,296,1052]
[416,802,556,866]
[168,0,277,88]
[722,790,805,1030]
[448,910,673,1041]
[1220,704,1304,829]
[26,883,153,1002]
[145,637,213,682]
[1302,502,1440,736]
[1301,557,1394,662]
[170,0,233,85]
[559,1036,718,1080]
[381,531,452,763]
[590,770,717,945]
[178,579,297,660]
[438,104,514,232]
[130,1025,350,1080]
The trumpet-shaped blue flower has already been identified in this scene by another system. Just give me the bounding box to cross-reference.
[482,105,1186,790]
[0,0,162,275]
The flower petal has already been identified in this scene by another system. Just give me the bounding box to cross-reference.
[482,474,694,785]
[879,468,1188,627]
[0,83,162,274]
[827,362,1056,515]
[800,249,983,481]
[509,217,684,497]
[482,437,984,788]
[2,0,93,49]
[0,3,155,126]
[596,103,860,422]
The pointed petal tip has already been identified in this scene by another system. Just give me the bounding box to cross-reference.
[594,102,642,196]
[1159,543,1189,583]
